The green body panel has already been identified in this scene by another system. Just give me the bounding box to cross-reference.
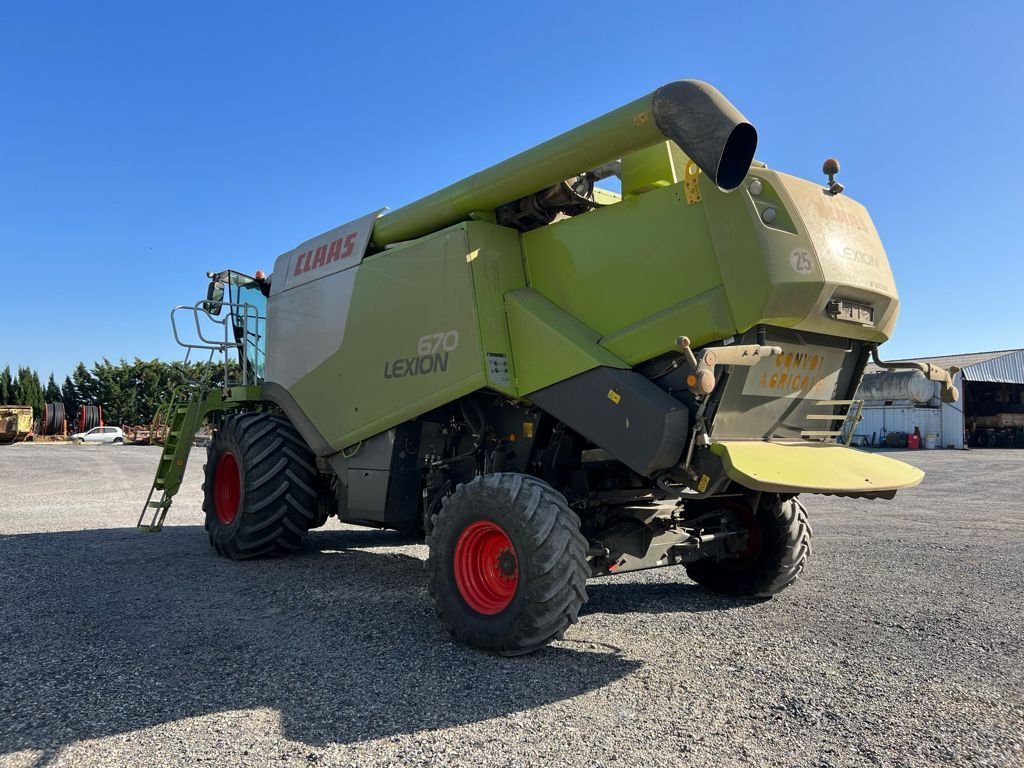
[701,168,898,343]
[287,223,539,451]
[523,182,725,363]
[515,159,897,369]
[505,288,628,395]
[466,223,528,398]
[289,227,485,450]
[620,141,689,197]
[600,285,736,364]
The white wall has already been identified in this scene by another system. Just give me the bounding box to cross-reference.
[853,371,967,449]
[856,406,943,447]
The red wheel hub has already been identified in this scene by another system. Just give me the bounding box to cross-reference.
[454,521,518,614]
[214,452,241,525]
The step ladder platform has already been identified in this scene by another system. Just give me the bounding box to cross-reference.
[138,393,205,533]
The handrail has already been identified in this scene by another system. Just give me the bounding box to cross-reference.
[170,300,265,389]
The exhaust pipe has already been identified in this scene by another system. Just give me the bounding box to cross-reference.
[372,80,757,247]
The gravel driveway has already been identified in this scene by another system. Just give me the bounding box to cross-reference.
[1,444,1021,767]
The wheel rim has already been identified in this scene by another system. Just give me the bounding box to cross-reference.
[214,452,241,525]
[453,521,518,614]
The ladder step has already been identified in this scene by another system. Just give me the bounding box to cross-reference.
[138,394,202,532]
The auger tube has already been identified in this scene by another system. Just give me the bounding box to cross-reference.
[371,79,757,247]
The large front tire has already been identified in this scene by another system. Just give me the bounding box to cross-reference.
[686,495,811,598]
[202,412,318,559]
[427,473,589,655]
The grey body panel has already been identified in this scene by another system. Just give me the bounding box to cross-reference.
[264,210,381,390]
[333,426,420,530]
[530,367,690,477]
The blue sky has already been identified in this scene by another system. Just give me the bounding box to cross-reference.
[1,2,1020,382]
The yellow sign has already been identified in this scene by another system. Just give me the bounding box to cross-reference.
[697,474,710,492]
[684,161,702,205]
[607,389,622,405]
[740,344,842,400]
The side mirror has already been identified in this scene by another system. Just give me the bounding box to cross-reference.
[203,282,224,316]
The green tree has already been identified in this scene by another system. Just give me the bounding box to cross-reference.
[4,357,241,425]
[0,366,11,405]
[13,367,44,413]
[61,373,79,418]
[71,363,98,406]
[44,373,62,404]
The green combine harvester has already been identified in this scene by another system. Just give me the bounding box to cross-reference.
[140,80,957,654]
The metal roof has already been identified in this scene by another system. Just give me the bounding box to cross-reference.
[865,348,1024,384]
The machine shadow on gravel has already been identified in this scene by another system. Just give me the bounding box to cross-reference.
[0,526,641,757]
[581,580,762,617]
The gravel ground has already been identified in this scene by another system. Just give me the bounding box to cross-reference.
[0,443,1022,768]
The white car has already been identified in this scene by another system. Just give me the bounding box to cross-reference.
[71,426,125,444]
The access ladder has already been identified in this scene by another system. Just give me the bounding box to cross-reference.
[137,390,206,532]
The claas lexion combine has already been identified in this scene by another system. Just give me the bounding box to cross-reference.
[140,80,957,654]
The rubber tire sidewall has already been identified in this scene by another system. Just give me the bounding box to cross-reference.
[201,412,319,559]
[432,494,533,645]
[203,425,247,546]
[686,495,811,599]
[428,474,588,655]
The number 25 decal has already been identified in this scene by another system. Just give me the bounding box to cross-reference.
[789,248,814,275]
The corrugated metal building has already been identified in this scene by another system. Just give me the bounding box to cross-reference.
[854,348,1024,449]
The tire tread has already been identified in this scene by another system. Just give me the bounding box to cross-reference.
[202,412,318,560]
[427,473,589,656]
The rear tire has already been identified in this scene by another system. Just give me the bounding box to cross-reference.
[686,495,811,598]
[202,412,318,559]
[427,473,589,655]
